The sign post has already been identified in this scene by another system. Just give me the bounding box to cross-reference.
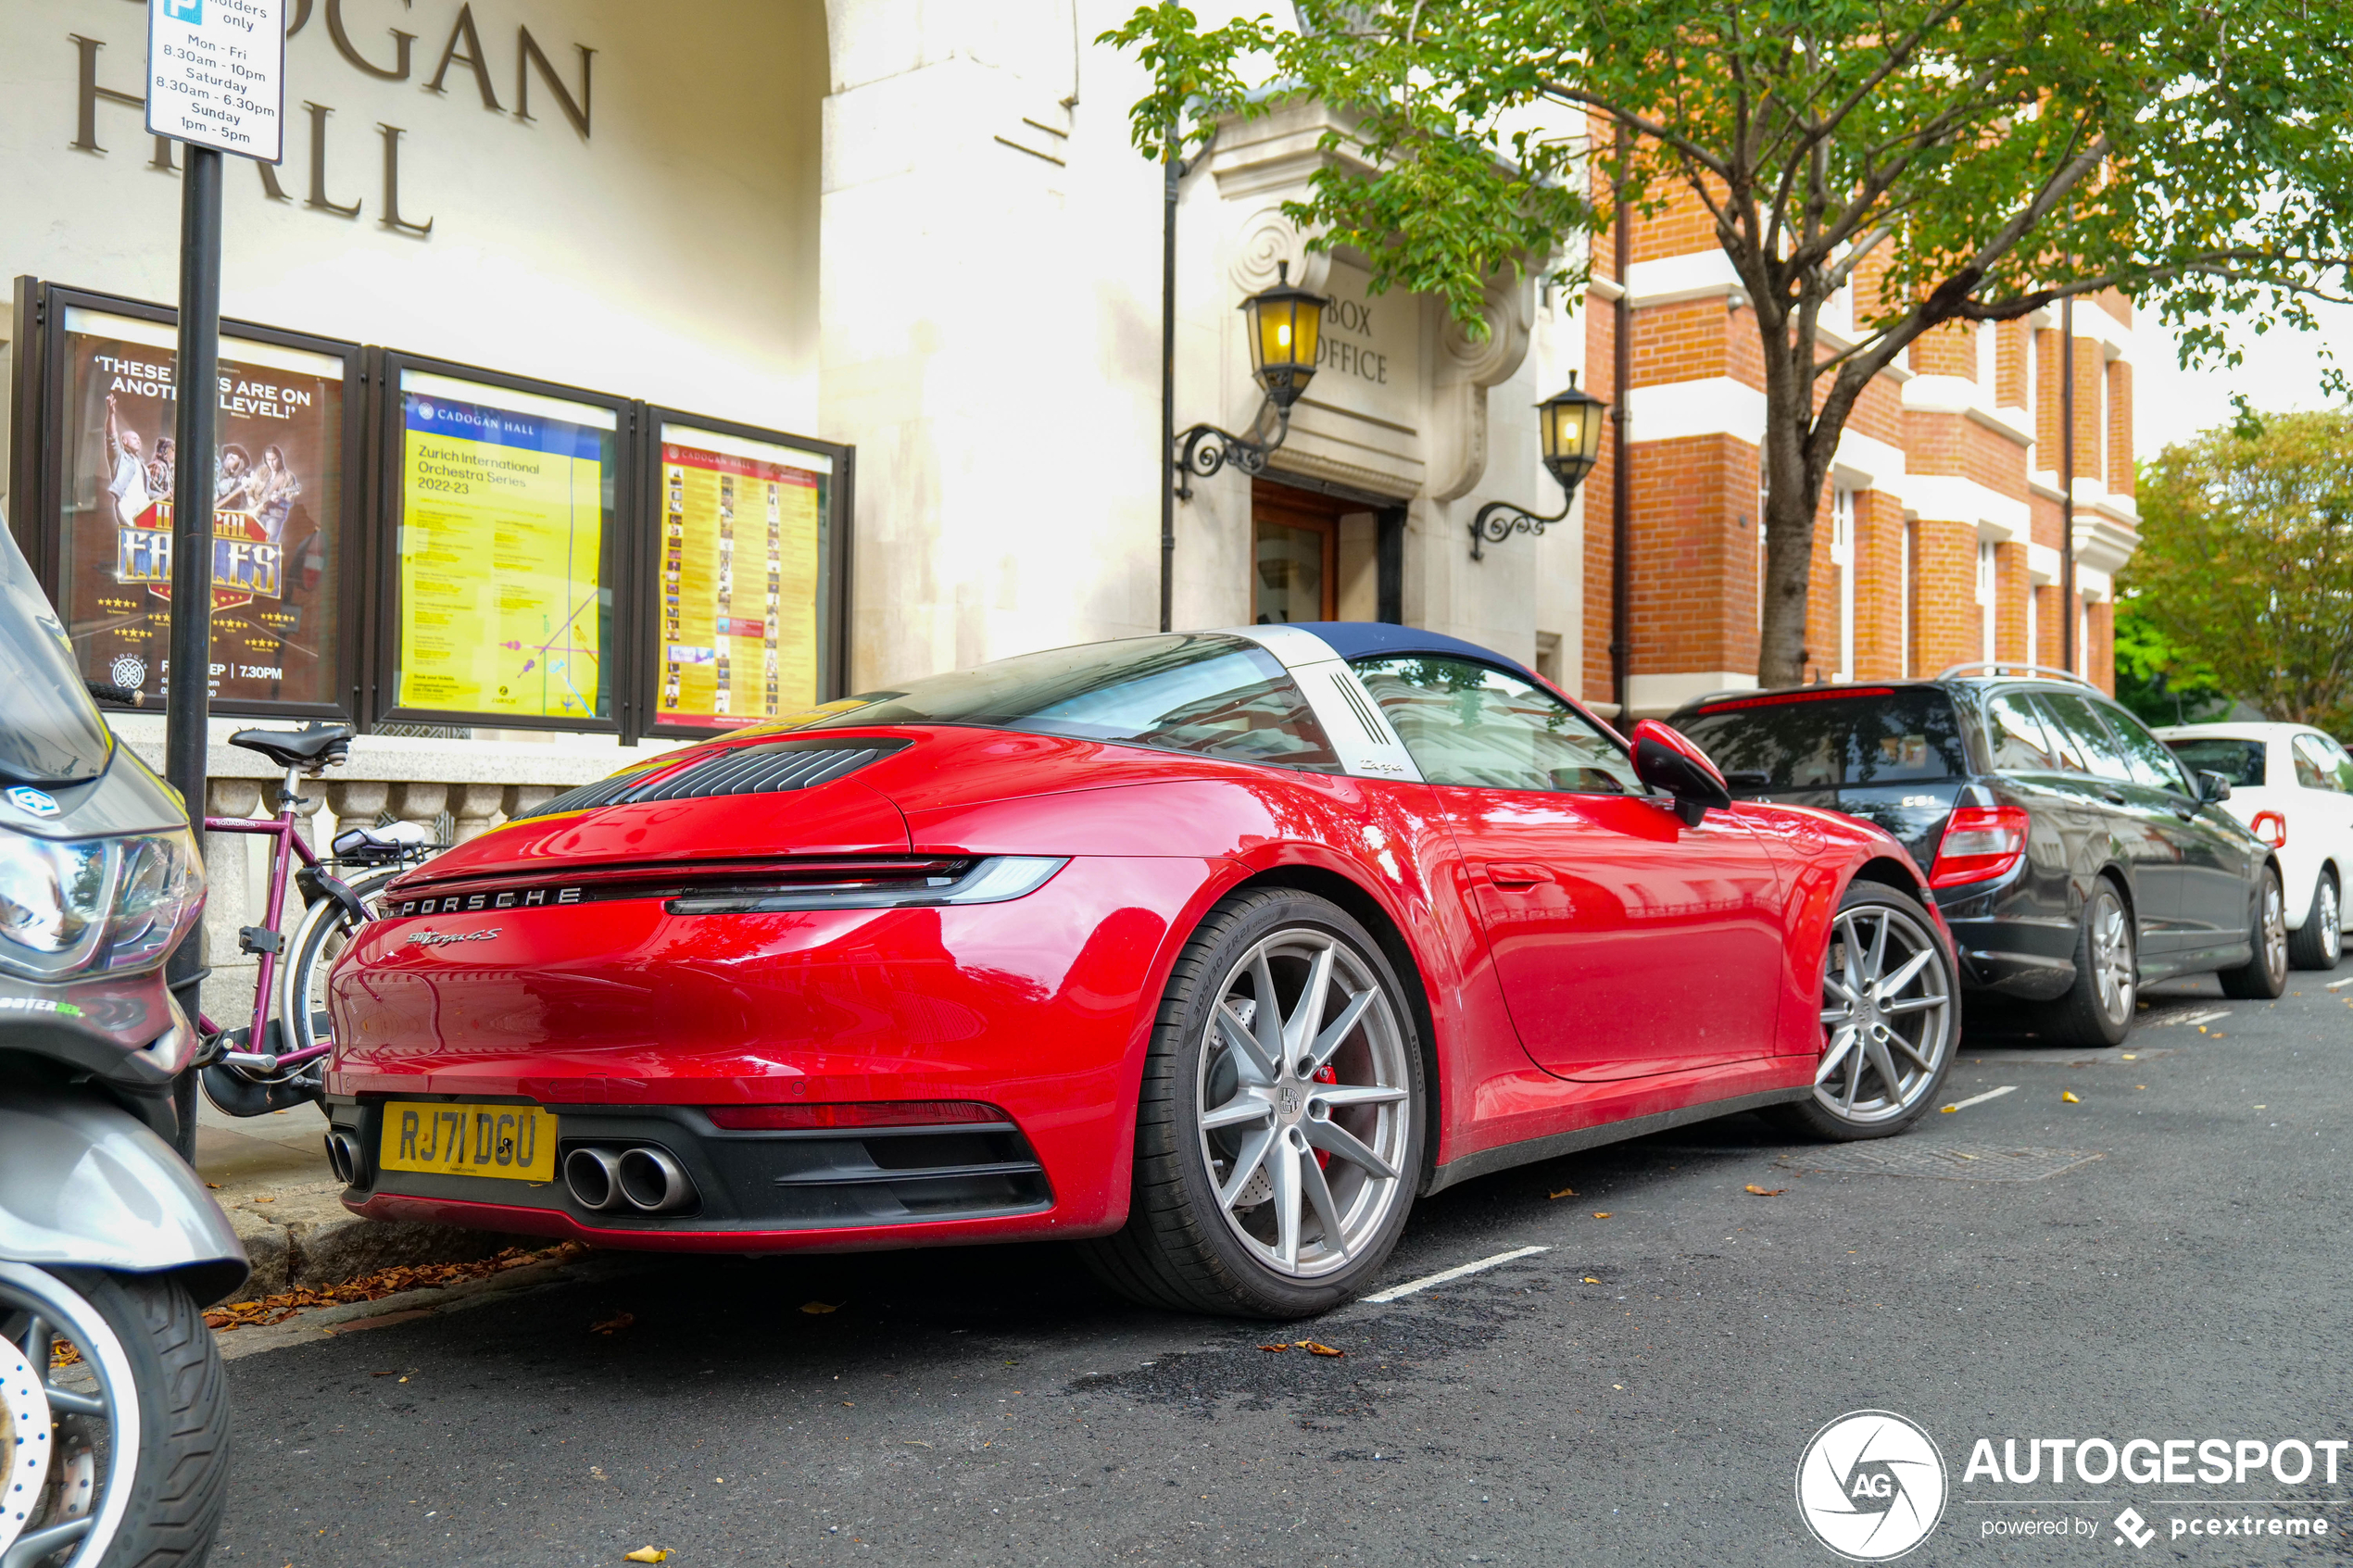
[147,0,286,1160]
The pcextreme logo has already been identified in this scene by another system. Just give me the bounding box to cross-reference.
[1796,1411,1949,1561]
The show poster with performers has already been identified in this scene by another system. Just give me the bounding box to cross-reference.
[655,425,828,728]
[56,307,343,708]
[395,375,611,721]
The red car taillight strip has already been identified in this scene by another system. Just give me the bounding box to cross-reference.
[1930,804,2031,888]
[705,1100,1011,1131]
[384,857,973,917]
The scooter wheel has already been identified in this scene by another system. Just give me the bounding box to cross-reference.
[0,1264,229,1567]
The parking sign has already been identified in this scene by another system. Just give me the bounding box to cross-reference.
[145,0,287,163]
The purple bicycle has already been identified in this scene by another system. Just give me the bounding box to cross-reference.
[193,722,437,1117]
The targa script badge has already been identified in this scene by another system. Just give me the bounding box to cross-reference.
[406,928,502,947]
[1796,1410,1947,1561]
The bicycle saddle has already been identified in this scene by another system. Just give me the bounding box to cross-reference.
[229,722,353,771]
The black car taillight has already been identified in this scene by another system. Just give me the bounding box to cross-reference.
[1930,804,2030,888]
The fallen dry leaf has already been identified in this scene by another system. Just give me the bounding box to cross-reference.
[2120,1052,2137,1060]
[623,1549,669,1563]
[1939,1104,1959,1113]
[199,1243,586,1334]
[1257,1343,1290,1353]
[1582,1276,1601,1284]
[1549,1186,1577,1199]
[590,1311,635,1336]
[800,1301,840,1315]
[2060,1090,2081,1104]
[1592,1210,1612,1219]
[1295,1341,1343,1358]
[370,1370,396,1377]
[1744,1185,1785,1197]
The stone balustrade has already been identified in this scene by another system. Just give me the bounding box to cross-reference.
[107,718,686,1032]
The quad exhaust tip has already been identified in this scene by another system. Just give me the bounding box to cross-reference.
[564,1145,696,1214]
[324,1130,366,1185]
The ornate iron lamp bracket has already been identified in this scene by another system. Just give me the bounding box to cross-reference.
[1173,401,1292,501]
[1468,493,1573,560]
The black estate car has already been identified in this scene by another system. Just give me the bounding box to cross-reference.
[1671,671,2286,1046]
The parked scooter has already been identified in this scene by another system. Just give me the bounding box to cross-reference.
[0,523,245,1566]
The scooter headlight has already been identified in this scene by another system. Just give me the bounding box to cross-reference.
[105,829,205,972]
[0,835,107,959]
[0,828,205,981]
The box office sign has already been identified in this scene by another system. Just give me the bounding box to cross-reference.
[393,370,614,724]
[56,305,346,708]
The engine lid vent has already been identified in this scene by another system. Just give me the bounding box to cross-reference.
[516,738,909,821]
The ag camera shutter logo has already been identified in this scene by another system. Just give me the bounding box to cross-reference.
[1796,1410,1947,1560]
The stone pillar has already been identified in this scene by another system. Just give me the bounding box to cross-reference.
[450,784,508,844]
[387,782,449,840]
[505,784,561,820]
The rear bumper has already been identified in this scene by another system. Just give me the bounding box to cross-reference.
[1944,914,2079,1000]
[327,1098,1099,1251]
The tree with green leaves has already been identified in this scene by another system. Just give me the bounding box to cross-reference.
[2130,408,2353,734]
[1102,1,2353,687]
[2109,590,2229,729]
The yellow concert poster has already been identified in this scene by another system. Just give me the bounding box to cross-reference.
[656,432,825,727]
[396,387,610,720]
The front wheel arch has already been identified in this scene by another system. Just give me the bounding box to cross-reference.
[1223,865,1443,1194]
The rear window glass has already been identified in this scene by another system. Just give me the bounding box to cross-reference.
[2165,737,2266,788]
[799,633,1341,771]
[1675,689,1967,789]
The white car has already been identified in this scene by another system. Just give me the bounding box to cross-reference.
[2158,722,2353,970]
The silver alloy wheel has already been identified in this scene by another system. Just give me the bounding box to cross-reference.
[2322,877,2343,964]
[1815,901,1955,1124]
[2088,890,2135,1026]
[2259,872,2288,978]
[1195,928,1411,1278]
[0,1265,141,1568]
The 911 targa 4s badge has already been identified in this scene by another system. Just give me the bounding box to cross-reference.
[324,623,1958,1318]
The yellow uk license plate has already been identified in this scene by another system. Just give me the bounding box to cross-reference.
[379,1101,556,1182]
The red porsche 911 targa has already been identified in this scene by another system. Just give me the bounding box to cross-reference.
[324,623,1958,1317]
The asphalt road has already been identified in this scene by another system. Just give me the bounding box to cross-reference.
[208,974,2353,1567]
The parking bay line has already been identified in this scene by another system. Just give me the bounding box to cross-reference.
[1364,1245,1550,1304]
[2328,977,2353,991]
[1941,1085,2017,1113]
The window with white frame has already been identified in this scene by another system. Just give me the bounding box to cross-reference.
[1976,539,1997,662]
[1831,486,1856,681]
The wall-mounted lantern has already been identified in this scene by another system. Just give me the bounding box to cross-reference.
[1175,263,1328,499]
[1469,372,1609,558]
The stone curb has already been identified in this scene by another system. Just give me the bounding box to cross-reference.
[215,1178,543,1298]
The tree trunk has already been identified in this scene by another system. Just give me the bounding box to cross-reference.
[1756,374,1825,690]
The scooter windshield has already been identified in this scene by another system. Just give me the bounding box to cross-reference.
[0,522,112,784]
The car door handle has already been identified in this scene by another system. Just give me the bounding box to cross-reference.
[1483,862,1551,889]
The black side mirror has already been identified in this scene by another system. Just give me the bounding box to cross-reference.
[2196,770,2233,805]
[1629,720,1734,827]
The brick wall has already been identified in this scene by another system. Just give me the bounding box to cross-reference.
[2107,360,2133,495]
[1908,518,1979,677]
[1583,282,1620,696]
[1625,433,1759,674]
[1853,488,1906,679]
[2087,601,2115,695]
[1995,319,2030,409]
[1994,541,2032,663]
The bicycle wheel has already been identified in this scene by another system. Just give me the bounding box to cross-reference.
[278,865,404,1059]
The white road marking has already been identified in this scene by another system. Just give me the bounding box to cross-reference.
[1941,1085,2017,1112]
[2158,1008,2233,1027]
[2327,977,2353,991]
[1364,1245,1550,1304]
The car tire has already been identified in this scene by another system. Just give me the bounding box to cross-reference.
[1768,881,1958,1141]
[2220,863,2291,998]
[2285,868,2342,972]
[1082,887,1426,1320]
[2038,878,2137,1047]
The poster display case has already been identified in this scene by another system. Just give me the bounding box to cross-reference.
[371,357,628,734]
[8,282,363,719]
[637,410,849,736]
[6,279,854,741]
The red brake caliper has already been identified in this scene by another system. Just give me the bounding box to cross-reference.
[1312,1065,1336,1169]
